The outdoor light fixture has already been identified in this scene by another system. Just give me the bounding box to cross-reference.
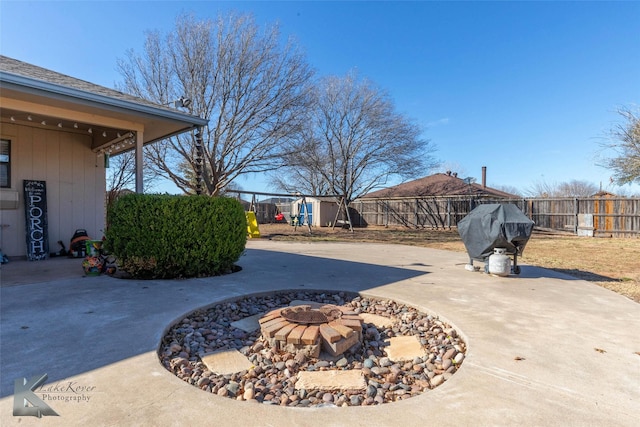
[7,116,123,141]
[176,96,191,108]
[166,96,192,109]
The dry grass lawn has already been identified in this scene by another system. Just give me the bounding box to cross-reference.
[256,223,640,303]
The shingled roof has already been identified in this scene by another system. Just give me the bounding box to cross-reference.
[0,55,177,112]
[0,55,207,150]
[361,173,518,199]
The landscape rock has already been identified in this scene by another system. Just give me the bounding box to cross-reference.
[159,291,466,407]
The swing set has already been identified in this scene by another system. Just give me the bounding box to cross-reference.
[229,190,354,236]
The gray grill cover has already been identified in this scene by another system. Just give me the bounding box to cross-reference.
[458,204,534,260]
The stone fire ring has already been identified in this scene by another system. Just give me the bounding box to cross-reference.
[159,291,468,408]
[260,303,363,358]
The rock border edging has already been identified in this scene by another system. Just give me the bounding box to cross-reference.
[158,290,467,407]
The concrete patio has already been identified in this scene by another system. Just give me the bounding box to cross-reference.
[1,240,638,426]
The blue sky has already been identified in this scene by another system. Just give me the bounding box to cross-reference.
[2,1,639,196]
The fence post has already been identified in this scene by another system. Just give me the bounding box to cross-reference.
[447,198,451,229]
[574,198,579,235]
[385,201,389,227]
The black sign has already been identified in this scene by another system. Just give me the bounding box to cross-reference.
[23,180,49,260]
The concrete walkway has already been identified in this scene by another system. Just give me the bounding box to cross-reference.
[1,241,638,426]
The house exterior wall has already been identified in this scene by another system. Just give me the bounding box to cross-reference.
[0,122,105,257]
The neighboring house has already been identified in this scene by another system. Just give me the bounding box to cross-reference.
[353,170,520,228]
[0,56,207,258]
[361,170,518,199]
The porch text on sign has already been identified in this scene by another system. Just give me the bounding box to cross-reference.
[23,180,49,260]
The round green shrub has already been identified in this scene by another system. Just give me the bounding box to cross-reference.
[105,194,246,279]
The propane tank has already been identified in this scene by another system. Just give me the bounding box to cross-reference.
[488,248,511,276]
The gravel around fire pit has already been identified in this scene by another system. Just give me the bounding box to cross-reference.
[159,291,467,407]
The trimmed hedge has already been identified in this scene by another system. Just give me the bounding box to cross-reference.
[105,194,246,279]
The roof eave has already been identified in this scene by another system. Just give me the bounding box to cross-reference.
[0,71,208,127]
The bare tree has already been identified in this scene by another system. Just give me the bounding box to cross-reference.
[526,179,598,197]
[609,186,637,197]
[116,12,314,195]
[600,107,640,185]
[274,71,437,203]
[493,184,523,197]
[105,151,160,210]
[557,180,599,197]
[526,180,555,198]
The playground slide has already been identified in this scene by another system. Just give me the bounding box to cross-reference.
[246,211,261,238]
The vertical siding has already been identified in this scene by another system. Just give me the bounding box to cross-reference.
[81,141,100,236]
[45,130,61,248]
[32,128,48,180]
[0,123,106,257]
[0,123,20,254]
[71,140,85,232]
[58,136,74,247]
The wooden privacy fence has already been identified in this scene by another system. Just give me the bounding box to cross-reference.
[239,200,280,224]
[351,196,640,237]
[524,197,640,237]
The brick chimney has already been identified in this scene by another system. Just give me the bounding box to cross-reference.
[482,166,487,188]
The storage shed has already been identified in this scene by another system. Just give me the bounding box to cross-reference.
[291,197,340,227]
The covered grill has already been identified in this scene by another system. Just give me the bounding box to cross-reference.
[458,204,534,275]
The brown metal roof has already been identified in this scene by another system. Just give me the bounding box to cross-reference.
[361,173,519,199]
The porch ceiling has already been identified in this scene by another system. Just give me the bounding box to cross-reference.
[0,56,208,156]
[0,85,206,156]
[1,107,136,154]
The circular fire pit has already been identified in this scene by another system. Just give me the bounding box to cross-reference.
[259,304,364,358]
[280,305,343,324]
[160,292,468,407]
